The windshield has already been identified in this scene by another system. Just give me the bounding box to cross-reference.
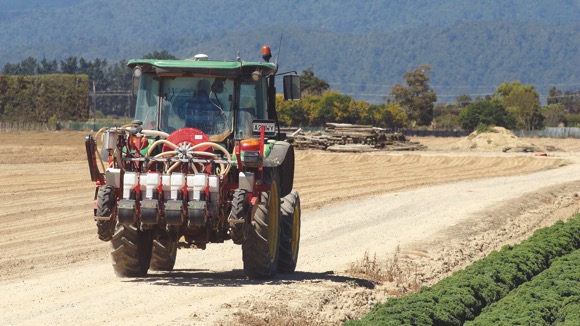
[134,74,235,138]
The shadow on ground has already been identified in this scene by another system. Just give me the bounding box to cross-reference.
[125,269,375,289]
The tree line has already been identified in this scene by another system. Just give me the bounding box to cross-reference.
[2,55,579,131]
[1,51,176,119]
[280,67,580,131]
[2,56,132,92]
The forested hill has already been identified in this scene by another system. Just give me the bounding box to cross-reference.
[0,0,578,102]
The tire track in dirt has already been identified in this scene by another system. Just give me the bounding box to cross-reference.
[0,156,102,281]
[294,151,569,210]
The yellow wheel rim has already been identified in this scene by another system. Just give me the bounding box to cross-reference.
[291,205,301,259]
[267,182,279,262]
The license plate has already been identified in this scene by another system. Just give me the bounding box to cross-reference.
[252,120,276,136]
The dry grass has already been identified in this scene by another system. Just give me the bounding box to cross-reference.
[231,303,332,326]
[346,246,421,296]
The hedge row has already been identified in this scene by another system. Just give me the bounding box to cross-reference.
[467,248,580,325]
[0,74,89,123]
[346,214,580,326]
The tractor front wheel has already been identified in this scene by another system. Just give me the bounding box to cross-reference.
[229,189,249,245]
[95,185,116,241]
[150,228,178,271]
[110,222,153,277]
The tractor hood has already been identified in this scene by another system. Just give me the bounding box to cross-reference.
[127,59,277,78]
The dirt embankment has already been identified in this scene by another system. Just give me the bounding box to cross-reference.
[0,131,579,325]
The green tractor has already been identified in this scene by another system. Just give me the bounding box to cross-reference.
[85,46,301,279]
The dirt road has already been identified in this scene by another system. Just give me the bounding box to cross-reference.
[0,132,579,325]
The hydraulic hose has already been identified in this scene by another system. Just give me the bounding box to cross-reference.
[92,127,110,174]
[188,142,233,176]
[141,129,169,139]
[114,148,124,172]
[145,139,232,176]
[146,139,178,157]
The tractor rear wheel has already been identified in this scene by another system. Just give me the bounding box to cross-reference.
[95,185,116,241]
[278,190,301,273]
[150,228,178,271]
[110,222,153,277]
[242,168,281,279]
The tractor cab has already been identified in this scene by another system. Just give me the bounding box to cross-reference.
[129,51,298,144]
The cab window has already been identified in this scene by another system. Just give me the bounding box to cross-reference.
[237,78,268,139]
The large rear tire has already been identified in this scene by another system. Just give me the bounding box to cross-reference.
[95,185,116,241]
[242,168,281,279]
[150,228,178,271]
[110,222,153,277]
[278,190,301,273]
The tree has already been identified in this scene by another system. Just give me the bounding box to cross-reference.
[276,94,308,126]
[361,102,408,128]
[2,63,20,74]
[548,86,580,114]
[433,103,461,130]
[37,57,58,74]
[19,57,38,75]
[382,102,408,128]
[390,65,437,126]
[494,81,544,130]
[565,113,580,127]
[299,67,329,97]
[316,91,350,125]
[455,94,472,108]
[60,56,79,74]
[542,104,567,127]
[142,50,177,60]
[78,57,109,91]
[458,99,516,131]
[2,57,38,75]
[106,60,132,91]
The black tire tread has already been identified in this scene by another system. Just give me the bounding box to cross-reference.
[96,185,116,241]
[149,230,178,271]
[278,190,301,273]
[110,224,152,277]
[229,189,248,245]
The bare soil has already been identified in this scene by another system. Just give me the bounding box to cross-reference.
[0,131,579,325]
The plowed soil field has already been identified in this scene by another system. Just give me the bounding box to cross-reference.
[0,131,579,325]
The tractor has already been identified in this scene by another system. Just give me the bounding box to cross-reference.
[85,46,301,279]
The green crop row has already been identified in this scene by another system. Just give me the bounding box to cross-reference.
[467,248,580,325]
[346,214,580,326]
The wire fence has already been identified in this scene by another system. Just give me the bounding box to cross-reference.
[515,127,580,138]
[1,120,580,139]
[0,121,49,132]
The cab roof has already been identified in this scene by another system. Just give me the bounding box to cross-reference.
[127,58,277,77]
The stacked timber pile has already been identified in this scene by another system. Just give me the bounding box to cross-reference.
[325,123,375,145]
[287,123,426,152]
[287,129,329,150]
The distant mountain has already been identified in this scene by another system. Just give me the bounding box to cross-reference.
[0,0,578,102]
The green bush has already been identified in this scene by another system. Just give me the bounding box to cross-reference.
[475,123,496,134]
[346,214,580,326]
[458,100,516,132]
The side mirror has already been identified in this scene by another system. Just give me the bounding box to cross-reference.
[283,75,301,101]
